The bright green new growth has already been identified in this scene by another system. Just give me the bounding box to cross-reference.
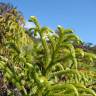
[0,15,96,96]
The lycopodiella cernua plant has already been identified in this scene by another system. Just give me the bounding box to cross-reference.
[0,3,96,95]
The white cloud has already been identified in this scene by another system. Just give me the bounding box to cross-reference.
[24,21,35,29]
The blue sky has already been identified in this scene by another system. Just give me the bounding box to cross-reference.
[1,0,96,44]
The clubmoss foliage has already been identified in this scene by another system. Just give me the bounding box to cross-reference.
[0,4,96,96]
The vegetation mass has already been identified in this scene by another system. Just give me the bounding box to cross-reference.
[0,2,96,96]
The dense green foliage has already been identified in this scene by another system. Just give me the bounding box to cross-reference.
[0,2,96,96]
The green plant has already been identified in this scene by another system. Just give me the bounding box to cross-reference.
[0,15,96,96]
